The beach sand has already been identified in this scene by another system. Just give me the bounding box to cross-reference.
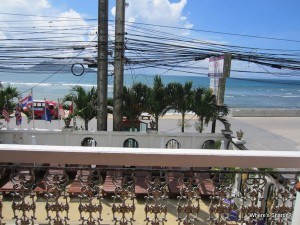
[1,112,300,151]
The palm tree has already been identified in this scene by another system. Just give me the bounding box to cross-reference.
[166,81,194,133]
[192,88,216,133]
[122,82,150,122]
[0,86,19,115]
[64,86,97,130]
[146,76,169,131]
[192,87,229,133]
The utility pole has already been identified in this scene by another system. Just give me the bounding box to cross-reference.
[211,53,231,133]
[217,53,232,106]
[113,0,126,131]
[97,0,108,131]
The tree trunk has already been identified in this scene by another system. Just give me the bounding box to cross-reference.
[155,115,159,131]
[200,118,204,133]
[181,113,185,133]
[84,119,89,131]
[211,119,216,133]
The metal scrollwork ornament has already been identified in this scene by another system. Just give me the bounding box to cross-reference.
[240,173,267,224]
[11,168,36,225]
[44,169,70,225]
[177,172,201,225]
[145,171,168,225]
[267,174,296,224]
[209,172,237,224]
[78,169,103,225]
[112,171,136,225]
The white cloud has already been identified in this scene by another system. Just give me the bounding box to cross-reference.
[111,6,116,17]
[0,0,90,42]
[112,0,192,36]
[127,0,187,24]
[54,9,89,42]
[1,0,51,14]
[0,0,95,64]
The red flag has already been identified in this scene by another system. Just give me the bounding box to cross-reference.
[2,103,10,122]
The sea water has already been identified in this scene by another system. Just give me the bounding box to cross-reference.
[1,71,300,109]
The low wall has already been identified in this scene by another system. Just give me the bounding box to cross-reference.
[1,144,299,168]
[230,108,300,117]
[0,129,225,149]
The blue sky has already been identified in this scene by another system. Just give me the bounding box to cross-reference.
[46,0,300,49]
[1,0,300,79]
[184,0,300,50]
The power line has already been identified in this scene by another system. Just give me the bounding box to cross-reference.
[127,21,300,43]
[1,12,300,82]
[1,12,299,43]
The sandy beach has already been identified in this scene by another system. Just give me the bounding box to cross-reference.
[1,110,299,151]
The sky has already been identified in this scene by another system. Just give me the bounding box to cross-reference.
[45,0,300,49]
[1,0,300,79]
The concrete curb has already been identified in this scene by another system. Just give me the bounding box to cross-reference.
[230,108,300,117]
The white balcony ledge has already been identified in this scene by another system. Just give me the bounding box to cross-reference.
[0,144,299,168]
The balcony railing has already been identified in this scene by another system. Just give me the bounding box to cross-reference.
[0,144,299,225]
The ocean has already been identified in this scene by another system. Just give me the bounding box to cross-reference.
[1,71,300,109]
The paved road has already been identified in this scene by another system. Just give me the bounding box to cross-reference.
[227,117,300,151]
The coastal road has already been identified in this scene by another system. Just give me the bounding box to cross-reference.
[154,115,300,151]
[227,117,300,151]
